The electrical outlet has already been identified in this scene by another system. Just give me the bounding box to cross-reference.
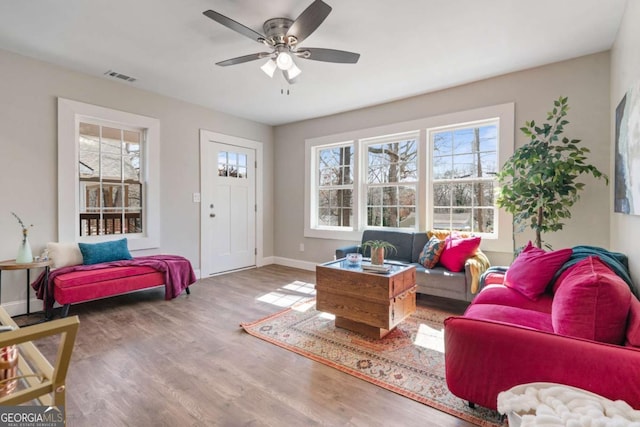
[299,243,305,252]
[192,193,201,203]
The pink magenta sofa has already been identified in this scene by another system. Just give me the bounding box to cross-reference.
[444,254,640,411]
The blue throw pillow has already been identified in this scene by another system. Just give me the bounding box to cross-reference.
[78,238,133,265]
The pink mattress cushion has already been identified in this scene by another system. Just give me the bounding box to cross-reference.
[53,266,159,288]
[464,304,554,333]
[504,241,572,301]
[473,284,553,314]
[552,256,632,345]
[625,296,640,348]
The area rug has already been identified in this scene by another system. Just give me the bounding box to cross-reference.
[241,299,505,426]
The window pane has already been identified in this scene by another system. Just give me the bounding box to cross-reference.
[451,208,472,231]
[101,126,123,154]
[452,128,474,155]
[317,189,352,227]
[473,207,494,233]
[433,183,451,206]
[125,183,142,208]
[318,145,353,187]
[370,206,387,227]
[382,207,399,227]
[452,182,473,207]
[432,156,452,180]
[366,187,379,207]
[479,125,497,152]
[473,181,495,206]
[102,184,123,210]
[101,154,122,181]
[433,132,453,156]
[433,207,451,229]
[452,153,474,178]
[238,154,247,167]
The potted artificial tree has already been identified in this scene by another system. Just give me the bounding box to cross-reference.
[361,240,397,265]
[496,96,608,250]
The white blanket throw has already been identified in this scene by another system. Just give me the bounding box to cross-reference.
[497,384,640,427]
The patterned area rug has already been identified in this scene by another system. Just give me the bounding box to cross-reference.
[241,299,504,426]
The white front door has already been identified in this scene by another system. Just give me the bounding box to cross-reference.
[201,140,256,276]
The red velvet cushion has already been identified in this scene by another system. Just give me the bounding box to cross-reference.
[626,297,640,348]
[464,304,554,333]
[439,235,481,272]
[504,242,572,300]
[552,256,632,345]
[473,284,553,314]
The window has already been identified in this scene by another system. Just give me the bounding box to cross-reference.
[431,122,497,233]
[58,98,160,250]
[218,151,248,178]
[304,103,514,251]
[364,133,418,228]
[78,122,144,236]
[314,143,354,228]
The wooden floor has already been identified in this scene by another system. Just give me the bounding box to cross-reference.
[21,264,475,427]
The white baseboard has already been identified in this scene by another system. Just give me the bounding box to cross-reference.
[1,298,49,318]
[272,257,317,272]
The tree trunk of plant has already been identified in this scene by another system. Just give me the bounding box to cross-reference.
[371,247,385,265]
[535,205,544,248]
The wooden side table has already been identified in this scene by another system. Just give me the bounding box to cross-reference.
[0,259,52,315]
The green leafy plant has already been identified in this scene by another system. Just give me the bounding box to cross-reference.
[496,96,608,249]
[361,240,397,254]
[361,240,397,264]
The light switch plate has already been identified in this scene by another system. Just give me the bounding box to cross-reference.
[192,192,201,203]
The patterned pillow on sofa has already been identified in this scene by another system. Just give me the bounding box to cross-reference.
[419,237,446,269]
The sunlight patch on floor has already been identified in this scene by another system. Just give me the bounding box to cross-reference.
[413,323,445,353]
[282,281,316,295]
[256,281,316,309]
[256,292,308,307]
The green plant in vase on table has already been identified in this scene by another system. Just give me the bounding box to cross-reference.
[361,240,397,265]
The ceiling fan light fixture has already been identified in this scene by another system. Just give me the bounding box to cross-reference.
[260,59,277,77]
[276,51,294,70]
[285,62,302,80]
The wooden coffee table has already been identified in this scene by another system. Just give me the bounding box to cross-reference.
[315,259,417,339]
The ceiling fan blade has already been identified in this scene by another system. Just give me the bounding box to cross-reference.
[203,10,266,43]
[286,0,332,45]
[216,53,272,67]
[297,48,360,64]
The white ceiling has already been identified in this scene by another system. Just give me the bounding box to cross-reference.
[0,0,627,126]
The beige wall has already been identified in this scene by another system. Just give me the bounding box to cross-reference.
[0,48,274,314]
[610,0,640,284]
[274,52,611,268]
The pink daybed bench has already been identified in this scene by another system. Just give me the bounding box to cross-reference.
[32,254,196,318]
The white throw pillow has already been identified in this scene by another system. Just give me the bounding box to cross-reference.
[47,242,83,269]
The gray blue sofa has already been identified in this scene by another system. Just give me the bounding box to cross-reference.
[336,230,480,302]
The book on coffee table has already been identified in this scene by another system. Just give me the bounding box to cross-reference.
[361,264,391,273]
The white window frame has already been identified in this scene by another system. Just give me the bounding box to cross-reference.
[304,103,514,252]
[362,131,420,230]
[57,98,160,250]
[428,119,499,236]
[314,142,356,230]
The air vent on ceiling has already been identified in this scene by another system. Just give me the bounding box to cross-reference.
[104,70,137,83]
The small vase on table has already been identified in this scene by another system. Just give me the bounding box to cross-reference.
[16,236,33,264]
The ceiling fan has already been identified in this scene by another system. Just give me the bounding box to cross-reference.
[203,0,360,83]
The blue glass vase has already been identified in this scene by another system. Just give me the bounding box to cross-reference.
[16,237,33,264]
